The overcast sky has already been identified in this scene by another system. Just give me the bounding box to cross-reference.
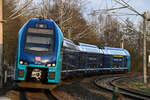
[87,0,150,13]
[17,0,150,25]
[86,0,150,25]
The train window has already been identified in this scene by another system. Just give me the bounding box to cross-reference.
[24,28,55,54]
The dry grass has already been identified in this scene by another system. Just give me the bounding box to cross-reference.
[128,81,150,93]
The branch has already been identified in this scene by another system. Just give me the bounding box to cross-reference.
[0,20,7,23]
[73,26,93,40]
[7,0,33,20]
[62,17,73,24]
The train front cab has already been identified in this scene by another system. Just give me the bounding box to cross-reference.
[15,18,63,84]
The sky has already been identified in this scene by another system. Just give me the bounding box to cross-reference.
[85,0,150,25]
[16,0,150,25]
[87,0,150,13]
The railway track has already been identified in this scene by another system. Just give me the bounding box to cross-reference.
[93,74,150,100]
[44,89,59,100]
[19,89,27,100]
[14,88,58,100]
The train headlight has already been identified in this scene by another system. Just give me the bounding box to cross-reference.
[52,63,56,67]
[46,63,56,67]
[47,64,51,67]
[19,60,28,65]
[19,61,23,65]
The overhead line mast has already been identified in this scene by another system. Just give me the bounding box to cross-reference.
[114,0,149,84]
[0,0,3,87]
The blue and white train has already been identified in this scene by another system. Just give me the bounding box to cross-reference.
[15,18,64,84]
[15,18,130,85]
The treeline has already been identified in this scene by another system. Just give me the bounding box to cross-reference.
[4,0,147,72]
[89,12,144,72]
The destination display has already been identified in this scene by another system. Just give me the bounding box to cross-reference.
[27,28,53,34]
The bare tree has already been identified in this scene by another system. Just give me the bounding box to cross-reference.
[4,0,24,65]
[15,0,99,44]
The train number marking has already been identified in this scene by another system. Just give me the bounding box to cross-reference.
[31,69,42,80]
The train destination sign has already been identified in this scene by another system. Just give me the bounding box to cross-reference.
[27,28,53,34]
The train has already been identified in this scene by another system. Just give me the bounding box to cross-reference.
[62,38,130,78]
[15,18,64,84]
[15,18,130,84]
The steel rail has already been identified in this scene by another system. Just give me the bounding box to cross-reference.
[93,75,150,100]
[44,89,59,100]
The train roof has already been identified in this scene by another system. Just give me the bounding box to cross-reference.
[78,43,101,53]
[104,47,124,50]
[99,49,104,54]
[63,38,79,50]
[123,49,130,56]
[62,39,130,56]
[102,47,130,56]
[79,43,99,48]
[63,38,74,44]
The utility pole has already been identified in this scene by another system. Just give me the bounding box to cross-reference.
[120,36,124,48]
[143,12,147,84]
[0,0,3,87]
[114,0,149,84]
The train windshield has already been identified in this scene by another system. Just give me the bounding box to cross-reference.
[24,28,55,55]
